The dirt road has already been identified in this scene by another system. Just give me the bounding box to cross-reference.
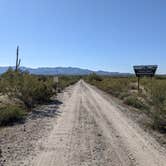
[30,80,166,166]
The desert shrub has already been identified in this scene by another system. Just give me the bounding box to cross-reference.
[140,77,153,93]
[85,76,130,98]
[107,78,129,96]
[119,92,130,100]
[124,96,147,110]
[0,69,55,109]
[59,75,80,89]
[0,69,81,126]
[97,78,130,97]
[130,77,137,83]
[19,74,54,108]
[130,83,137,90]
[0,105,27,126]
[151,81,166,131]
[87,73,103,82]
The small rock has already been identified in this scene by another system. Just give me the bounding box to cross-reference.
[97,133,102,137]
[0,148,2,158]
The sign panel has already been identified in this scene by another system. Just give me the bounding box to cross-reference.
[53,76,59,83]
[133,65,158,77]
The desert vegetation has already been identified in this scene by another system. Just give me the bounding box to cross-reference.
[0,105,27,126]
[85,73,166,132]
[0,68,55,125]
[58,75,81,90]
[0,67,80,126]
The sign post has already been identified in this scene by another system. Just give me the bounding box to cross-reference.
[137,76,140,91]
[133,65,158,92]
[53,76,59,84]
[53,76,59,92]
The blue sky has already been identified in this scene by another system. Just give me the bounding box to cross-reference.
[0,0,166,73]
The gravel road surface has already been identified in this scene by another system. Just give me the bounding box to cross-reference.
[31,80,166,166]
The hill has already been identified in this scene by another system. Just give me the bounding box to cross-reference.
[0,66,132,76]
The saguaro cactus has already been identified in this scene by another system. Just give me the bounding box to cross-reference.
[15,46,21,71]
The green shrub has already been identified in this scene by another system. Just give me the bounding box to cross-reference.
[0,69,81,126]
[119,92,130,100]
[59,76,80,89]
[124,96,147,109]
[87,73,103,82]
[0,69,80,110]
[19,74,54,107]
[87,77,130,98]
[0,105,27,126]
[151,81,166,130]
[0,69,55,109]
[106,78,129,96]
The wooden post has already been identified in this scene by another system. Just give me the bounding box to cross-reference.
[151,76,153,95]
[138,76,140,92]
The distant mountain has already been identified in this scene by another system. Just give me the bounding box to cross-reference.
[0,66,132,76]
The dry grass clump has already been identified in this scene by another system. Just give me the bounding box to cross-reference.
[124,96,148,110]
[59,75,81,90]
[0,105,27,126]
[151,80,166,131]
[86,74,130,97]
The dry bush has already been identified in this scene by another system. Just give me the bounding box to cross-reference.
[59,75,80,90]
[0,68,55,109]
[87,73,103,82]
[151,80,166,131]
[86,76,130,98]
[124,96,148,110]
[0,105,27,126]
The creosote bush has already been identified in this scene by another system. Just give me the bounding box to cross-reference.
[87,73,103,82]
[0,69,81,126]
[151,80,166,131]
[123,96,147,110]
[0,105,27,126]
[86,75,130,97]
[59,75,81,90]
[0,68,55,109]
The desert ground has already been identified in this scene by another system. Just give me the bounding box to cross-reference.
[0,80,166,166]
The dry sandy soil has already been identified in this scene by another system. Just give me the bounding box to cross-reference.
[0,80,166,166]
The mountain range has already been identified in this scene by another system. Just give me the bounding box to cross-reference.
[0,66,132,76]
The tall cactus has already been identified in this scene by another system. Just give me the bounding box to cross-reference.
[15,46,21,72]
